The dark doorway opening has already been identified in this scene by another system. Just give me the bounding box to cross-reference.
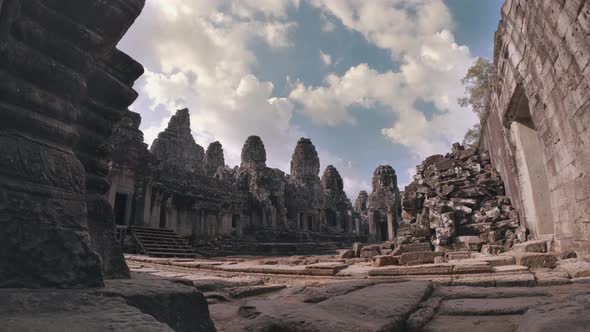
[307,215,313,231]
[232,214,240,229]
[114,193,127,225]
[509,84,553,237]
[159,199,167,228]
[380,221,388,241]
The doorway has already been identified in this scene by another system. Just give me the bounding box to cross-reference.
[509,85,553,237]
[113,193,127,225]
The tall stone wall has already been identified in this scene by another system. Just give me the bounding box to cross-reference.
[481,0,590,254]
[0,0,144,287]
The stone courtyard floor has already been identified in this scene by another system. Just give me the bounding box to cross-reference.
[126,254,590,331]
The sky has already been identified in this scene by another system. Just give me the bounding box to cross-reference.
[117,0,503,200]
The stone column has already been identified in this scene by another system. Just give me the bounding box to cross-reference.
[387,207,395,241]
[368,210,377,242]
[0,0,144,288]
[79,49,143,279]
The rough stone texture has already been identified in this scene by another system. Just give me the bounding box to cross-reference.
[400,144,520,251]
[100,279,216,332]
[367,165,402,242]
[322,165,354,233]
[372,255,398,267]
[512,252,558,269]
[0,277,217,332]
[151,109,205,174]
[0,289,173,332]
[203,141,225,177]
[481,0,590,255]
[518,293,590,332]
[80,48,142,279]
[0,0,146,288]
[243,281,433,332]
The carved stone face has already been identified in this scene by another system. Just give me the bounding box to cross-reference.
[372,165,398,192]
[241,135,267,167]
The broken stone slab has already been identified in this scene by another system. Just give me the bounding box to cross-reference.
[305,262,349,271]
[517,296,590,332]
[338,249,355,259]
[299,280,377,303]
[458,255,517,267]
[447,251,472,261]
[372,255,399,267]
[492,265,530,274]
[99,278,216,332]
[493,273,536,287]
[556,260,590,278]
[455,236,486,251]
[481,244,503,256]
[533,269,571,286]
[451,274,495,287]
[0,289,174,332]
[399,251,444,265]
[368,264,452,276]
[438,297,551,316]
[512,240,547,253]
[227,285,287,299]
[360,245,381,258]
[423,315,520,332]
[510,252,557,269]
[433,286,551,299]
[243,281,433,332]
[451,261,492,274]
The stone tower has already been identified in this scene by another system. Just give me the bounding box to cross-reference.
[203,141,225,177]
[151,108,205,173]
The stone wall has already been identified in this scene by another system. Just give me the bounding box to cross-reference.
[481,0,590,254]
[109,111,361,246]
[0,0,144,287]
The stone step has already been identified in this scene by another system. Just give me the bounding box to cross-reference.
[146,251,199,258]
[512,240,547,253]
[133,232,186,239]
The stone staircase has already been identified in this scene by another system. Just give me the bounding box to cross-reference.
[130,226,197,258]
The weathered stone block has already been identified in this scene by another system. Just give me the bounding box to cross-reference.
[512,240,547,253]
[372,255,398,267]
[399,251,444,265]
[512,253,557,269]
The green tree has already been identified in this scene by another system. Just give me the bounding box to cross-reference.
[458,57,494,145]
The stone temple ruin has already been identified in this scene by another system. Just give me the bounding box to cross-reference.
[3,1,590,331]
[108,108,362,256]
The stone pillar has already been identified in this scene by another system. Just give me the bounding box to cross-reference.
[0,0,144,288]
[368,210,377,242]
[80,49,143,279]
[387,208,395,241]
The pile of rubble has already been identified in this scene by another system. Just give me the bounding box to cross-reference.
[343,143,529,266]
[401,143,526,251]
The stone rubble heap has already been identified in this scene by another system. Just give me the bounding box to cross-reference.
[400,143,525,252]
[344,143,527,265]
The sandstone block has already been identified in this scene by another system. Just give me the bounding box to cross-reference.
[512,253,557,269]
[481,245,503,256]
[339,249,355,259]
[368,264,452,276]
[360,245,381,259]
[399,251,444,265]
[512,240,547,253]
[372,255,399,267]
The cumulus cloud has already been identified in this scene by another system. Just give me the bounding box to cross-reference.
[291,0,479,158]
[118,0,303,169]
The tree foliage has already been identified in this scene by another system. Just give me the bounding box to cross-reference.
[458,57,494,145]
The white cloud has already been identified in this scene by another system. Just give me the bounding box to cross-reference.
[320,50,332,66]
[118,0,303,170]
[292,0,479,158]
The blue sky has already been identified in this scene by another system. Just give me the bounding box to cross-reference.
[118,0,503,199]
